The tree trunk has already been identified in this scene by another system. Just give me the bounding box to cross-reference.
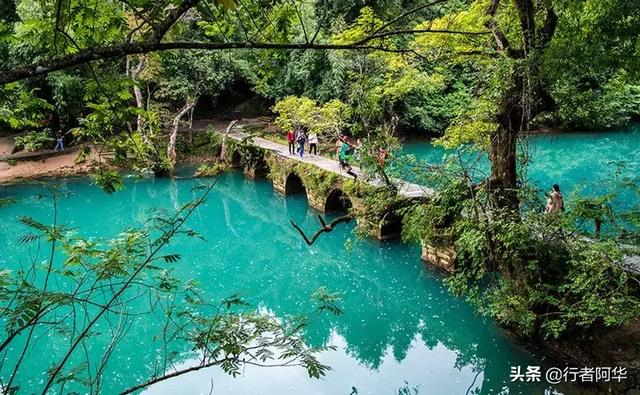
[485,0,556,211]
[188,105,195,145]
[488,125,518,209]
[133,82,144,133]
[167,98,196,174]
[489,70,524,210]
[129,59,146,134]
[219,119,239,162]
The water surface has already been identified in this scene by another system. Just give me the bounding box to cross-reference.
[401,125,640,208]
[0,173,557,394]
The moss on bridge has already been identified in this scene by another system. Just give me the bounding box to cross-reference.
[232,145,413,240]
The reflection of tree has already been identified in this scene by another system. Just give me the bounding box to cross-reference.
[284,242,531,391]
[0,175,542,393]
[228,199,528,391]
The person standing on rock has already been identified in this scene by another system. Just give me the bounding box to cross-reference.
[545,184,565,213]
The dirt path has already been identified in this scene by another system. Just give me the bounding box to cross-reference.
[0,117,272,184]
[0,135,96,184]
[0,150,92,184]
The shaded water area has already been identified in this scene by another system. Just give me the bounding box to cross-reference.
[0,173,562,394]
[401,124,640,209]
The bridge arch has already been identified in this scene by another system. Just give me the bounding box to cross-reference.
[284,172,306,195]
[379,211,403,240]
[230,150,242,168]
[324,188,352,213]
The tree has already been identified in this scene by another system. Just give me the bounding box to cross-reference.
[413,0,640,209]
[0,183,341,394]
[155,50,240,171]
[0,0,486,85]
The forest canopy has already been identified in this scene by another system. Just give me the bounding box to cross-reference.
[1,0,638,139]
[1,1,640,392]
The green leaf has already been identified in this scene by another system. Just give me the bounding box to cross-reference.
[162,254,181,263]
[215,0,236,9]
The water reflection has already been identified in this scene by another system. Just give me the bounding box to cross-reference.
[0,173,557,394]
[145,332,485,394]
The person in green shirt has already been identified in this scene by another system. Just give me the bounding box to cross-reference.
[338,136,357,179]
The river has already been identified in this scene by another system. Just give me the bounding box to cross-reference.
[0,172,561,394]
[401,124,640,209]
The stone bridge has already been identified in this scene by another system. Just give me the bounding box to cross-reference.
[221,125,431,240]
[213,122,640,274]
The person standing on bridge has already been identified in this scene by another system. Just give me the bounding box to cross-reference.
[339,136,358,179]
[287,127,296,155]
[308,131,318,156]
[335,137,342,158]
[297,127,308,158]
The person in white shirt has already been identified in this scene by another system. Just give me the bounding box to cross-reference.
[308,132,318,155]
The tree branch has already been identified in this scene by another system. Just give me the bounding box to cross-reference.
[219,119,239,161]
[41,181,219,395]
[152,0,202,42]
[361,28,489,42]
[0,31,493,85]
[539,4,557,47]
[484,0,524,58]
[370,0,451,37]
[290,215,353,246]
[287,0,309,43]
[513,0,535,55]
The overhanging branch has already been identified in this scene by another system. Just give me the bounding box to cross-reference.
[370,0,451,36]
[152,0,202,41]
[291,215,353,246]
[0,29,491,85]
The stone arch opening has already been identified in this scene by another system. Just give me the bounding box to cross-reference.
[379,211,403,240]
[230,151,242,167]
[324,189,352,213]
[244,157,270,179]
[284,172,306,195]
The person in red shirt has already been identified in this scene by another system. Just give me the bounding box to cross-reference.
[377,147,388,167]
[287,128,296,154]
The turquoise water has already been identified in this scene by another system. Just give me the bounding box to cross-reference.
[401,125,640,208]
[0,173,558,394]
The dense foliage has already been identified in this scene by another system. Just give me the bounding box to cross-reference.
[1,0,640,389]
[1,0,638,152]
[401,159,640,340]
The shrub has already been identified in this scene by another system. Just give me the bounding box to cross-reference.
[14,130,55,152]
[402,162,640,340]
[195,162,228,177]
